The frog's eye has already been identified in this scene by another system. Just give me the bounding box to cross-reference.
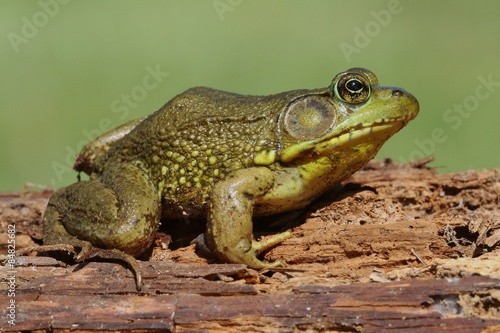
[333,73,371,104]
[283,95,337,141]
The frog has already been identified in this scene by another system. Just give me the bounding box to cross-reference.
[40,68,419,290]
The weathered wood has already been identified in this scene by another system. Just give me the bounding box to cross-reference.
[1,160,499,332]
[2,265,499,332]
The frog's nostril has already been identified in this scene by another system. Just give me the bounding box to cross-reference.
[392,89,404,97]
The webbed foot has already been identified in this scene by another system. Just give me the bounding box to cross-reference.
[192,230,291,268]
[18,242,143,290]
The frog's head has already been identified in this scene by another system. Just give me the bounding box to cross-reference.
[255,68,419,181]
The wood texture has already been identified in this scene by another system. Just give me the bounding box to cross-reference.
[1,160,499,332]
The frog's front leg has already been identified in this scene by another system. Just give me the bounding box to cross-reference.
[206,167,291,268]
[42,162,160,290]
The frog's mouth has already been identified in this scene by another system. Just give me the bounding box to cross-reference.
[281,116,413,163]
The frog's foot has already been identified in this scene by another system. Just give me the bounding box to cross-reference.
[222,236,288,269]
[71,243,142,291]
[84,247,142,291]
[193,230,292,267]
[18,241,142,291]
[238,231,292,269]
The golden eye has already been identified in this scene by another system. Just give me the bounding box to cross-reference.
[333,73,371,104]
[283,95,337,141]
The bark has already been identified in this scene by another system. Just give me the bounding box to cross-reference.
[1,159,499,332]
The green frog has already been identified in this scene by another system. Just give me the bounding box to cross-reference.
[41,68,419,290]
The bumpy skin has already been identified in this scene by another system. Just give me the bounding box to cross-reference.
[42,68,419,290]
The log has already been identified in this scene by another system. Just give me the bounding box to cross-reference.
[1,159,499,332]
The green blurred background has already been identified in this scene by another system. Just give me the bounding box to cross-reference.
[1,0,499,191]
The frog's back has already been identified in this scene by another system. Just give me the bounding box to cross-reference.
[152,86,297,126]
[106,87,299,214]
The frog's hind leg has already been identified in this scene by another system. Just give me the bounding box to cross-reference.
[41,162,161,290]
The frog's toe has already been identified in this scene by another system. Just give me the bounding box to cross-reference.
[242,254,286,270]
[73,240,93,261]
[16,243,76,257]
[85,248,143,291]
[259,259,286,269]
[252,230,292,255]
